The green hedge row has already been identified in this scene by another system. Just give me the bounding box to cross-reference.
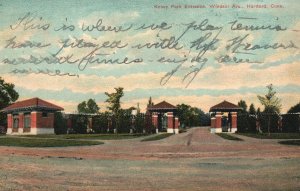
[237,113,300,133]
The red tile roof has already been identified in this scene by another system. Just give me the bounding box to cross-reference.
[2,97,64,112]
[209,100,241,112]
[148,101,177,110]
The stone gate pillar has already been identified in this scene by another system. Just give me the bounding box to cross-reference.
[174,117,179,134]
[215,112,222,133]
[210,117,216,133]
[7,114,12,134]
[231,112,237,133]
[152,112,158,133]
[87,117,93,133]
[167,112,174,134]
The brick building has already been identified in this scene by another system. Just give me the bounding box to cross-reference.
[147,101,180,134]
[209,100,242,133]
[2,98,63,135]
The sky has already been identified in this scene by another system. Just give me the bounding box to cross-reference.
[0,0,299,113]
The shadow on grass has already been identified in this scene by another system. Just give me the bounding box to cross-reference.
[278,140,300,146]
[141,133,173,142]
[238,133,300,139]
[216,133,243,141]
[19,133,148,140]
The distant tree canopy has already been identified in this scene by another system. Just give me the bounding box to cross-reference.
[257,84,281,114]
[238,100,248,113]
[249,103,256,115]
[77,99,100,114]
[0,77,19,126]
[147,97,154,108]
[0,77,19,109]
[256,107,261,115]
[105,87,124,116]
[122,106,136,115]
[176,104,210,127]
[287,102,300,113]
[257,84,282,135]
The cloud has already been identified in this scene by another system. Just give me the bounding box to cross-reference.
[78,11,140,29]
[2,72,167,93]
[2,57,299,97]
[185,61,300,90]
[0,27,34,51]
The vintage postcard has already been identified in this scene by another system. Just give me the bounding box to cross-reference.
[0,0,299,190]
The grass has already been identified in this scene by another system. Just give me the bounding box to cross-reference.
[238,133,300,139]
[278,140,300,146]
[141,133,173,142]
[19,133,147,140]
[216,133,243,141]
[0,137,103,147]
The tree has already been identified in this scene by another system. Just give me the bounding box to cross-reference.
[87,99,100,113]
[77,99,99,113]
[249,103,256,115]
[0,77,19,109]
[258,84,281,114]
[147,97,154,108]
[176,104,208,127]
[77,101,88,113]
[238,100,248,113]
[54,112,67,134]
[123,106,136,115]
[177,104,192,128]
[105,87,124,133]
[105,87,124,116]
[0,77,19,126]
[257,84,282,135]
[136,103,140,114]
[287,102,300,113]
[256,107,261,115]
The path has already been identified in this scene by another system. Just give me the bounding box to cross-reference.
[0,127,299,191]
[0,127,299,160]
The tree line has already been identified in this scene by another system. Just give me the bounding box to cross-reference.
[1,76,300,133]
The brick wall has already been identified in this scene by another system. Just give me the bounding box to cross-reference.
[18,113,24,129]
[152,113,158,129]
[167,112,174,129]
[31,112,37,128]
[31,112,54,128]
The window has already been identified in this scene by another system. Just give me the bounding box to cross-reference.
[13,115,19,128]
[24,114,31,128]
[42,112,48,117]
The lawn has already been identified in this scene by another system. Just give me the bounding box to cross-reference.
[141,133,173,142]
[19,133,147,140]
[216,133,243,141]
[0,137,103,147]
[238,133,300,139]
[278,140,300,146]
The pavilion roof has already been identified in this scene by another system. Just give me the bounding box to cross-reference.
[209,100,242,112]
[2,97,64,113]
[148,101,177,111]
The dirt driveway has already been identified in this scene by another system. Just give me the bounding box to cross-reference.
[0,127,299,190]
